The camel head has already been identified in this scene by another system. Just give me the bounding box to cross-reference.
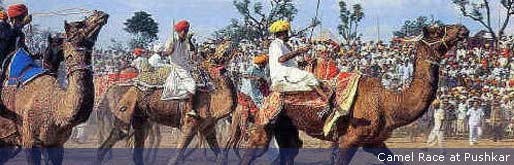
[422,24,469,58]
[64,10,108,50]
[42,33,64,72]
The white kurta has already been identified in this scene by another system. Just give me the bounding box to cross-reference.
[162,39,196,100]
[268,39,319,92]
[148,53,166,68]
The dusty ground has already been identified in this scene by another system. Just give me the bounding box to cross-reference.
[64,125,514,149]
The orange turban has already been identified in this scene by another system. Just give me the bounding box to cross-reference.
[253,54,268,64]
[7,4,28,18]
[174,20,190,32]
[134,48,143,56]
[0,10,7,21]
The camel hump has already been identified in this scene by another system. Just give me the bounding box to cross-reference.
[6,48,47,86]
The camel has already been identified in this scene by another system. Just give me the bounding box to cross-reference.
[239,24,469,164]
[0,32,66,164]
[96,51,238,164]
[0,11,108,164]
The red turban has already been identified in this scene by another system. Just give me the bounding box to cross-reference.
[7,4,28,18]
[174,20,190,32]
[134,48,143,56]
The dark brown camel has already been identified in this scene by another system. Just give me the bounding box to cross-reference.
[96,55,238,164]
[239,25,469,164]
[0,11,108,164]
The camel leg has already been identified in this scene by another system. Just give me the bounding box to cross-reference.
[200,124,221,163]
[146,124,161,165]
[239,125,272,165]
[274,116,302,165]
[168,117,200,165]
[25,146,42,165]
[96,128,128,164]
[363,142,400,165]
[335,137,359,165]
[133,127,147,165]
[45,147,64,165]
[222,107,243,163]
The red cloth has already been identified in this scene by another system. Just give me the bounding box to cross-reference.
[316,58,339,80]
[174,20,190,32]
[7,4,28,18]
[134,48,143,56]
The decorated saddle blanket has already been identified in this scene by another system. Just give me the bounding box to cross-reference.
[323,72,360,136]
[254,72,361,136]
[7,48,46,86]
[134,65,172,88]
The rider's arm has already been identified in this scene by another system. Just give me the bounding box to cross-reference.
[278,46,310,63]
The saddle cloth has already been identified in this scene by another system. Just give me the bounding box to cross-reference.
[7,48,46,86]
[255,72,361,136]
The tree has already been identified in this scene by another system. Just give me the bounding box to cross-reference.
[214,0,319,44]
[337,1,365,44]
[124,11,159,49]
[393,16,444,38]
[452,0,514,41]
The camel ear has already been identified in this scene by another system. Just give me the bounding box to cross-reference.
[64,21,70,32]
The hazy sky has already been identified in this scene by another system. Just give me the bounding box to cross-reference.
[3,0,514,48]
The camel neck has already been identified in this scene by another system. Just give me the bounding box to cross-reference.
[58,43,95,126]
[389,42,440,128]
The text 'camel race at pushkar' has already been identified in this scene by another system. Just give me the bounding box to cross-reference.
[377,152,511,162]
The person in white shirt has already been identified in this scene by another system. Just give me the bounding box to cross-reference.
[456,97,468,137]
[467,101,484,145]
[130,48,148,72]
[267,20,328,101]
[427,99,446,147]
[148,43,166,68]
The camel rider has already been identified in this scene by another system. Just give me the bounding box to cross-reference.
[148,43,166,68]
[163,20,198,117]
[241,54,270,108]
[268,20,328,101]
[130,48,149,72]
[0,4,31,68]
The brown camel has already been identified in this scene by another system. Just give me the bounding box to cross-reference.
[0,32,66,164]
[96,55,238,164]
[239,24,469,164]
[0,11,108,164]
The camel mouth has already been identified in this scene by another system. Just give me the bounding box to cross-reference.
[83,11,109,39]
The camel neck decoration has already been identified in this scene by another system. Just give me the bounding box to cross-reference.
[0,11,108,164]
[239,24,469,165]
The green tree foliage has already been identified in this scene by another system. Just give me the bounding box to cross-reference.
[452,0,514,41]
[393,16,444,38]
[214,0,319,44]
[337,1,364,44]
[124,11,159,49]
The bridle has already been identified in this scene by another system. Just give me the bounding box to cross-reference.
[421,26,449,51]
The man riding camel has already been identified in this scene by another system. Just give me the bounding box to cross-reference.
[148,43,166,68]
[268,20,328,101]
[130,48,149,72]
[0,4,31,66]
[163,20,198,117]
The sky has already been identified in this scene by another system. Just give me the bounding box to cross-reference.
[2,0,514,48]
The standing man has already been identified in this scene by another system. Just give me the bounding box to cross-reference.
[488,101,504,142]
[427,98,446,147]
[163,20,197,117]
[467,101,484,145]
[268,20,328,101]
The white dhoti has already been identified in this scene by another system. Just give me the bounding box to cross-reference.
[271,66,319,92]
[161,63,196,100]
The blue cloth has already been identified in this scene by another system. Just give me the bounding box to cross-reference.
[7,48,46,86]
[239,65,268,108]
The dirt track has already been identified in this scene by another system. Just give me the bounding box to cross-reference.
[64,125,514,149]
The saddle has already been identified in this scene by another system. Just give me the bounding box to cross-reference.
[6,48,46,87]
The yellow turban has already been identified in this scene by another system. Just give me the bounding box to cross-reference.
[0,10,7,21]
[269,20,290,33]
[253,54,268,64]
